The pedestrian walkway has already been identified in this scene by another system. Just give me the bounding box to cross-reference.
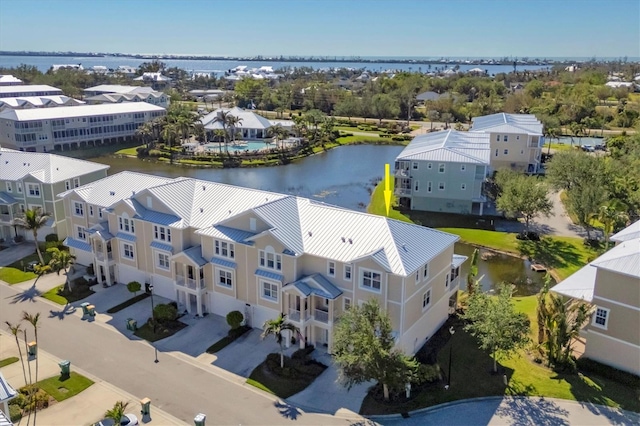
[0,332,186,425]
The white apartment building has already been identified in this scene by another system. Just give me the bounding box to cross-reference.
[0,95,85,112]
[0,85,63,98]
[59,172,466,354]
[0,75,23,86]
[0,102,166,152]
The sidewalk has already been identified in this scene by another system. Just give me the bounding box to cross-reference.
[0,332,186,425]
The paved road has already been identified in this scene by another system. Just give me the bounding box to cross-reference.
[0,282,365,425]
[531,191,602,239]
[375,397,640,425]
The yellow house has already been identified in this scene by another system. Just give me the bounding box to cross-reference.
[59,172,467,355]
[551,221,640,376]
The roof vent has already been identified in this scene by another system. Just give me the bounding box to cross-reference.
[200,208,204,213]
[203,185,206,191]
[341,237,345,243]
[348,238,353,244]
[228,210,232,215]
[402,244,407,252]
[109,191,115,196]
[308,231,312,237]
[132,191,135,195]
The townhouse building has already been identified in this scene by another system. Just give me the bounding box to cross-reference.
[0,102,166,152]
[0,95,85,112]
[0,148,109,242]
[551,221,640,376]
[83,85,169,108]
[59,172,466,355]
[0,75,23,86]
[0,85,63,98]
[470,113,544,173]
[394,130,491,215]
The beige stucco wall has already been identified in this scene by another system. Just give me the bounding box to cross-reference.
[584,328,640,376]
[594,269,640,310]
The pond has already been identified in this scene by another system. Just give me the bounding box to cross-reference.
[90,144,405,211]
[89,144,547,296]
[455,242,549,296]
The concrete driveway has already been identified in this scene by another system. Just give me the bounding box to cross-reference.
[0,242,37,266]
[211,328,298,377]
[288,350,373,416]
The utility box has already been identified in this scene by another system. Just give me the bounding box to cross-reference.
[27,341,37,357]
[126,318,137,331]
[194,413,206,426]
[140,397,151,416]
[87,305,96,317]
[80,302,90,316]
[59,360,70,376]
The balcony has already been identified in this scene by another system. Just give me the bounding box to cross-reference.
[314,308,329,323]
[396,188,412,196]
[288,309,310,323]
[176,276,205,290]
[95,251,113,262]
[0,213,12,223]
[395,169,410,177]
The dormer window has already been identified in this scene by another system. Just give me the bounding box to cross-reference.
[118,215,135,233]
[259,246,282,271]
[74,202,84,217]
[215,240,234,259]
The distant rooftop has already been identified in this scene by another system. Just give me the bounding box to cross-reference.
[470,113,543,135]
[0,102,165,121]
[396,129,490,165]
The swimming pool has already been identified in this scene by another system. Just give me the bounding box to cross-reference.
[203,141,274,153]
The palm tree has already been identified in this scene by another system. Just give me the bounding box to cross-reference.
[596,202,629,249]
[161,123,178,164]
[466,248,479,294]
[261,313,299,368]
[12,207,50,265]
[213,129,226,153]
[104,401,129,425]
[47,247,75,292]
[135,122,153,148]
[5,321,28,388]
[213,110,231,153]
[23,312,40,426]
[227,115,243,145]
[267,124,287,149]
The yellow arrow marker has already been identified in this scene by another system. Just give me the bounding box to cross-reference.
[383,163,392,216]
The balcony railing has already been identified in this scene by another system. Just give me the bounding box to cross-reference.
[395,169,410,177]
[0,213,11,223]
[396,188,412,196]
[288,309,310,323]
[95,252,113,262]
[176,276,205,290]
[314,308,329,323]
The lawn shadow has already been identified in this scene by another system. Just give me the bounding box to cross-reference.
[48,303,76,320]
[8,283,41,304]
[517,237,582,270]
[274,400,301,420]
[494,397,570,426]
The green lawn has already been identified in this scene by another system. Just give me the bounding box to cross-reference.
[367,180,412,223]
[115,145,144,156]
[0,357,19,368]
[36,372,94,402]
[247,358,327,399]
[0,267,37,284]
[336,135,396,144]
[134,320,187,342]
[335,126,381,135]
[7,251,53,270]
[41,284,95,305]
[544,142,575,152]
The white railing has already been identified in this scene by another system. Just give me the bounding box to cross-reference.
[95,252,113,262]
[396,188,412,195]
[395,169,410,177]
[0,213,11,223]
[314,309,329,323]
[289,309,309,322]
[176,276,205,290]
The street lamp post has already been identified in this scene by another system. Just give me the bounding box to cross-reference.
[149,284,159,363]
[446,326,455,389]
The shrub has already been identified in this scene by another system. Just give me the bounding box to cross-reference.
[13,235,24,243]
[45,233,59,242]
[292,345,315,360]
[414,363,442,384]
[33,264,51,275]
[9,403,22,422]
[226,310,244,330]
[45,240,64,250]
[127,281,142,295]
[576,358,640,388]
[153,303,178,321]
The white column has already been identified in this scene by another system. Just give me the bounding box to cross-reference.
[3,400,9,417]
[299,326,305,349]
[196,293,203,317]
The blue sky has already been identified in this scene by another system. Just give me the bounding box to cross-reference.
[1,0,638,58]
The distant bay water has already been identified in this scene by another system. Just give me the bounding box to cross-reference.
[0,55,550,75]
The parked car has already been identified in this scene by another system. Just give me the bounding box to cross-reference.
[594,143,605,151]
[581,145,595,152]
[26,260,39,271]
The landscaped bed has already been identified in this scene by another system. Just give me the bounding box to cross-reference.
[0,356,19,368]
[247,346,327,398]
[206,325,251,354]
[106,293,150,314]
[134,319,187,342]
[41,282,95,305]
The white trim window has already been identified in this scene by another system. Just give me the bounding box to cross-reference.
[217,268,234,288]
[360,268,382,292]
[328,261,336,277]
[415,269,420,284]
[461,183,466,190]
[427,181,432,193]
[414,180,419,192]
[427,163,432,170]
[16,183,22,193]
[122,243,134,260]
[73,178,80,188]
[5,182,12,193]
[343,297,351,311]
[504,149,509,155]
[88,205,94,217]
[157,252,170,270]
[460,164,466,171]
[438,182,445,191]
[344,264,352,281]
[445,273,450,288]
[27,183,40,197]
[412,162,418,170]
[438,163,445,173]
[76,226,86,240]
[259,248,282,271]
[118,216,135,233]
[422,289,432,310]
[496,134,500,142]
[503,135,508,142]
[215,240,234,258]
[423,264,429,280]
[261,280,279,302]
[65,180,70,191]
[74,202,84,217]
[98,208,103,219]
[154,225,172,242]
[592,307,609,329]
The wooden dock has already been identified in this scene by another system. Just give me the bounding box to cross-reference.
[531,264,547,272]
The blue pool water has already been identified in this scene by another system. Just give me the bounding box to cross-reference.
[203,141,275,153]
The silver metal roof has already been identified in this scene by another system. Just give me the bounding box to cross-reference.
[0,372,17,403]
[470,113,543,135]
[396,130,490,165]
[0,101,165,121]
[284,273,343,300]
[0,149,109,184]
[611,220,640,243]
[201,107,273,130]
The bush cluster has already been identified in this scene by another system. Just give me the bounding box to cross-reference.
[265,346,326,379]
